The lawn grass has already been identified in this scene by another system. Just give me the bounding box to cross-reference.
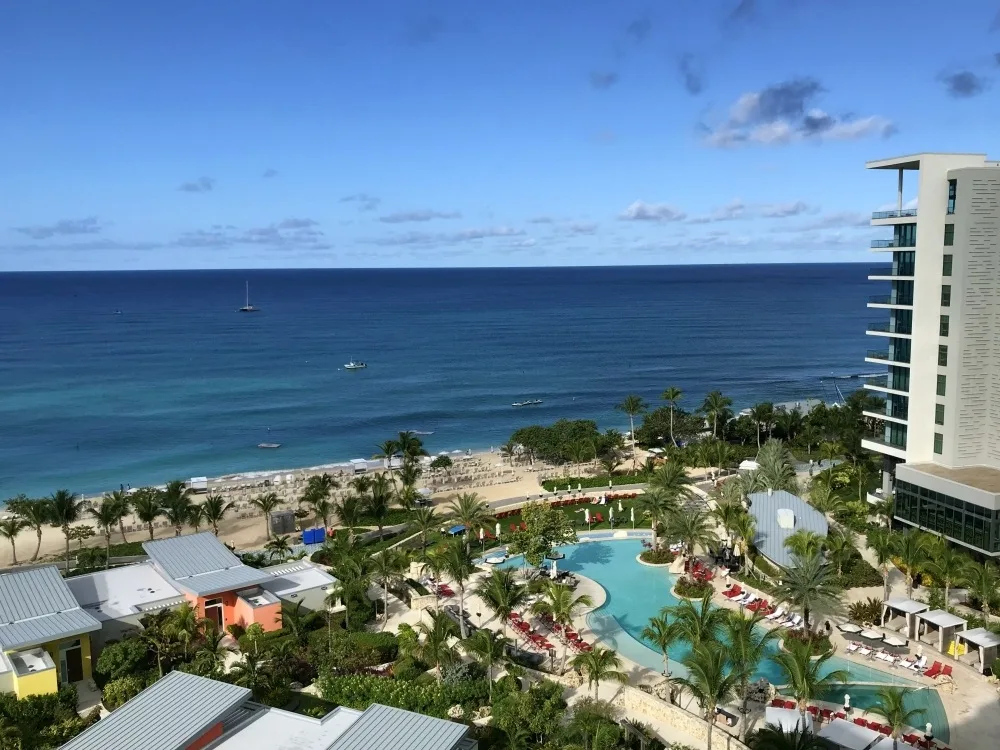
[495,495,644,534]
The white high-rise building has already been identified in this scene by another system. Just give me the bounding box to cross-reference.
[863,153,1000,556]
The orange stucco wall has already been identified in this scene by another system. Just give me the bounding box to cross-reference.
[185,721,223,750]
[185,592,282,632]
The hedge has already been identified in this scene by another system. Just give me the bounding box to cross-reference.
[674,577,713,599]
[318,673,489,718]
[840,551,882,589]
[541,474,650,492]
[640,548,676,565]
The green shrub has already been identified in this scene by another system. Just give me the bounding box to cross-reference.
[752,555,780,579]
[102,673,155,710]
[94,637,152,685]
[847,597,883,625]
[318,674,489,718]
[673,576,713,599]
[840,551,882,589]
[392,657,427,681]
[441,661,485,686]
[348,631,399,663]
[640,548,676,565]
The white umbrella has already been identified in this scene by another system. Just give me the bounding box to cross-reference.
[578,483,582,491]
[479,527,485,541]
[584,509,591,524]
[883,634,908,648]
[551,559,558,576]
[838,622,863,634]
[618,498,623,512]
[630,507,635,525]
[859,628,884,640]
[610,507,615,523]
[496,522,501,538]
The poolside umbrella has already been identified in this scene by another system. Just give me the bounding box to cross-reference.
[882,634,909,653]
[546,550,564,576]
[630,507,635,525]
[838,622,863,634]
[496,522,501,539]
[479,527,484,541]
[618,498,623,512]
[584,509,591,525]
[610,507,614,524]
[859,628,884,642]
[485,555,507,565]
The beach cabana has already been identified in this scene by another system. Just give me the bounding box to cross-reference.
[955,627,1000,674]
[446,524,466,536]
[916,609,967,653]
[818,718,880,750]
[349,458,368,474]
[763,707,812,734]
[881,598,928,639]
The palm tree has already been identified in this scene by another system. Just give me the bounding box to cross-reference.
[0,517,26,566]
[648,460,695,506]
[131,488,163,540]
[668,594,727,647]
[90,497,121,569]
[264,534,292,561]
[106,489,132,543]
[396,430,428,462]
[700,390,733,439]
[825,527,855,578]
[8,497,51,562]
[49,489,83,571]
[196,626,234,671]
[750,725,832,750]
[771,640,848,723]
[0,718,22,750]
[711,500,744,545]
[818,441,842,468]
[412,507,437,550]
[331,494,362,540]
[187,504,207,533]
[464,628,509,702]
[531,580,594,670]
[375,438,400,471]
[161,480,194,536]
[228,651,273,701]
[166,601,210,659]
[196,493,230,536]
[748,402,775,448]
[616,394,647,471]
[725,610,781,741]
[365,473,395,538]
[415,610,459,680]
[665,509,719,560]
[371,548,409,629]
[896,529,932,598]
[475,568,529,638]
[304,472,340,507]
[672,643,739,750]
[499,440,519,466]
[783,529,826,559]
[632,487,680,550]
[807,481,845,517]
[661,387,683,446]
[775,552,840,630]
[731,512,757,572]
[446,492,493,552]
[925,538,973,609]
[966,561,1000,622]
[756,439,798,493]
[864,687,924,750]
[250,492,283,539]
[571,646,628,699]
[640,614,681,679]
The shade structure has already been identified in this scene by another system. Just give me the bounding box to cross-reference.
[763,707,813,734]
[883,634,908,648]
[859,628,884,640]
[818,718,880,750]
[956,626,1000,673]
[882,597,928,639]
[917,609,967,653]
[838,622,863,634]
[447,524,466,536]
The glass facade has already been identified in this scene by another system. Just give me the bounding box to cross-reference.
[937,374,946,396]
[935,403,945,425]
[884,422,907,448]
[891,280,914,306]
[894,224,917,246]
[947,179,957,214]
[939,345,949,367]
[944,224,955,246]
[893,250,915,276]
[940,314,950,337]
[890,365,910,392]
[894,479,1000,554]
[934,433,943,454]
[941,285,951,307]
[942,254,953,276]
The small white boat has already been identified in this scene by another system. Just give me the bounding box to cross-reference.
[344,360,367,370]
[238,281,259,312]
[258,443,281,449]
[512,399,543,407]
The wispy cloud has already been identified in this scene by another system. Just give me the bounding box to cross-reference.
[526,216,557,224]
[178,176,216,193]
[340,193,381,212]
[625,16,652,43]
[688,199,747,223]
[368,226,524,247]
[773,211,871,232]
[262,168,278,178]
[619,201,686,222]
[589,71,620,90]
[277,218,319,229]
[686,199,815,224]
[724,0,756,27]
[703,77,896,147]
[378,210,462,223]
[759,201,813,218]
[563,221,599,236]
[175,219,329,250]
[677,54,704,95]
[13,216,104,240]
[938,70,988,98]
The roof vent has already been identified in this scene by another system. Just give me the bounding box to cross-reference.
[776,508,795,529]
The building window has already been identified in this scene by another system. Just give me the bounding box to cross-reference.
[938,345,948,367]
[947,179,957,214]
[941,285,951,307]
[942,254,953,276]
[937,374,946,396]
[935,404,945,425]
[934,433,944,454]
[944,224,955,246]
[940,314,950,336]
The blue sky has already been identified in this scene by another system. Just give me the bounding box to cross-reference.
[2,0,1000,270]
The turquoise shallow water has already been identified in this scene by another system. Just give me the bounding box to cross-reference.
[502,538,948,741]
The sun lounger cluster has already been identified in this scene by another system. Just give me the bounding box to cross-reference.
[421,576,455,598]
[687,560,714,583]
[523,611,595,652]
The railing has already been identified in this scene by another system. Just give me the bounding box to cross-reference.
[868,294,913,306]
[864,375,888,389]
[869,265,892,275]
[885,403,910,420]
[871,239,917,249]
[872,209,918,220]
[864,434,908,451]
[867,350,890,361]
[867,321,912,334]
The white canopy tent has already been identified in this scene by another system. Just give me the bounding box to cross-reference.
[739,459,760,471]
[916,609,967,653]
[881,597,928,639]
[955,626,1000,673]
[818,718,881,750]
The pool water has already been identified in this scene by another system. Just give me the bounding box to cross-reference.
[501,538,949,741]
[816,684,949,743]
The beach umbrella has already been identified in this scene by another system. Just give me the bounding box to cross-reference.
[630,507,635,525]
[838,622,863,634]
[610,507,614,523]
[496,522,501,538]
[479,527,484,541]
[578,483,582,491]
[618,498,623,512]
[551,558,558,576]
[859,628,884,641]
[584,509,590,524]
[844,694,850,711]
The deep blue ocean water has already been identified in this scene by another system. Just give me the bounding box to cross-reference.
[0,265,874,498]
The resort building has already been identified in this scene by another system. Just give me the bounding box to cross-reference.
[0,566,101,698]
[61,671,478,750]
[746,490,828,568]
[863,153,1000,557]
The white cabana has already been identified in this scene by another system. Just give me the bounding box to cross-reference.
[869,737,919,750]
[916,609,967,653]
[955,626,1000,673]
[763,707,813,734]
[881,597,928,639]
[818,718,880,750]
[349,458,368,474]
[739,459,760,471]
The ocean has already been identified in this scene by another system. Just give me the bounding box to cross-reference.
[0,265,875,499]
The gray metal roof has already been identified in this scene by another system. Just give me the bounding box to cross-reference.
[0,566,101,650]
[884,597,928,615]
[60,671,251,750]
[327,704,470,750]
[958,627,1000,649]
[143,532,273,596]
[747,490,829,568]
[917,609,967,629]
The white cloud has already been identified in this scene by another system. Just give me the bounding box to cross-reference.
[619,201,686,222]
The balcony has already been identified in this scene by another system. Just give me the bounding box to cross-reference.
[868,265,914,278]
[867,320,912,336]
[870,239,916,249]
[862,435,908,459]
[868,294,913,307]
[872,209,918,220]
[867,349,889,361]
[863,374,909,394]
[866,349,910,366]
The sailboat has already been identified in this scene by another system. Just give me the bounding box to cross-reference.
[238,281,259,312]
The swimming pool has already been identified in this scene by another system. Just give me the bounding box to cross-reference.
[501,537,949,741]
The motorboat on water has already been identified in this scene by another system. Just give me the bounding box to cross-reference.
[512,399,543,407]
[344,360,368,370]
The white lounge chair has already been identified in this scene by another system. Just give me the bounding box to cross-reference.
[765,608,785,622]
[731,592,752,604]
[739,595,758,607]
[909,655,927,672]
[781,614,803,629]
[846,642,860,653]
[858,646,872,656]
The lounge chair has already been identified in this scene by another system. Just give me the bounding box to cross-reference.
[739,595,759,607]
[858,646,872,657]
[853,718,867,727]
[924,661,943,678]
[910,655,927,672]
[770,698,784,708]
[781,614,803,629]
[723,585,743,599]
[820,708,833,721]
[938,664,953,679]
[783,700,796,710]
[846,642,860,653]
[765,607,785,621]
[899,658,915,669]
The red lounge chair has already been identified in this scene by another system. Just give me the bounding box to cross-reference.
[821,709,833,721]
[866,721,881,731]
[835,712,846,720]
[939,664,953,679]
[509,612,521,621]
[783,700,795,710]
[770,698,784,708]
[723,586,743,599]
[879,725,891,736]
[853,718,867,727]
[807,706,819,717]
[903,734,921,745]
[924,661,943,678]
